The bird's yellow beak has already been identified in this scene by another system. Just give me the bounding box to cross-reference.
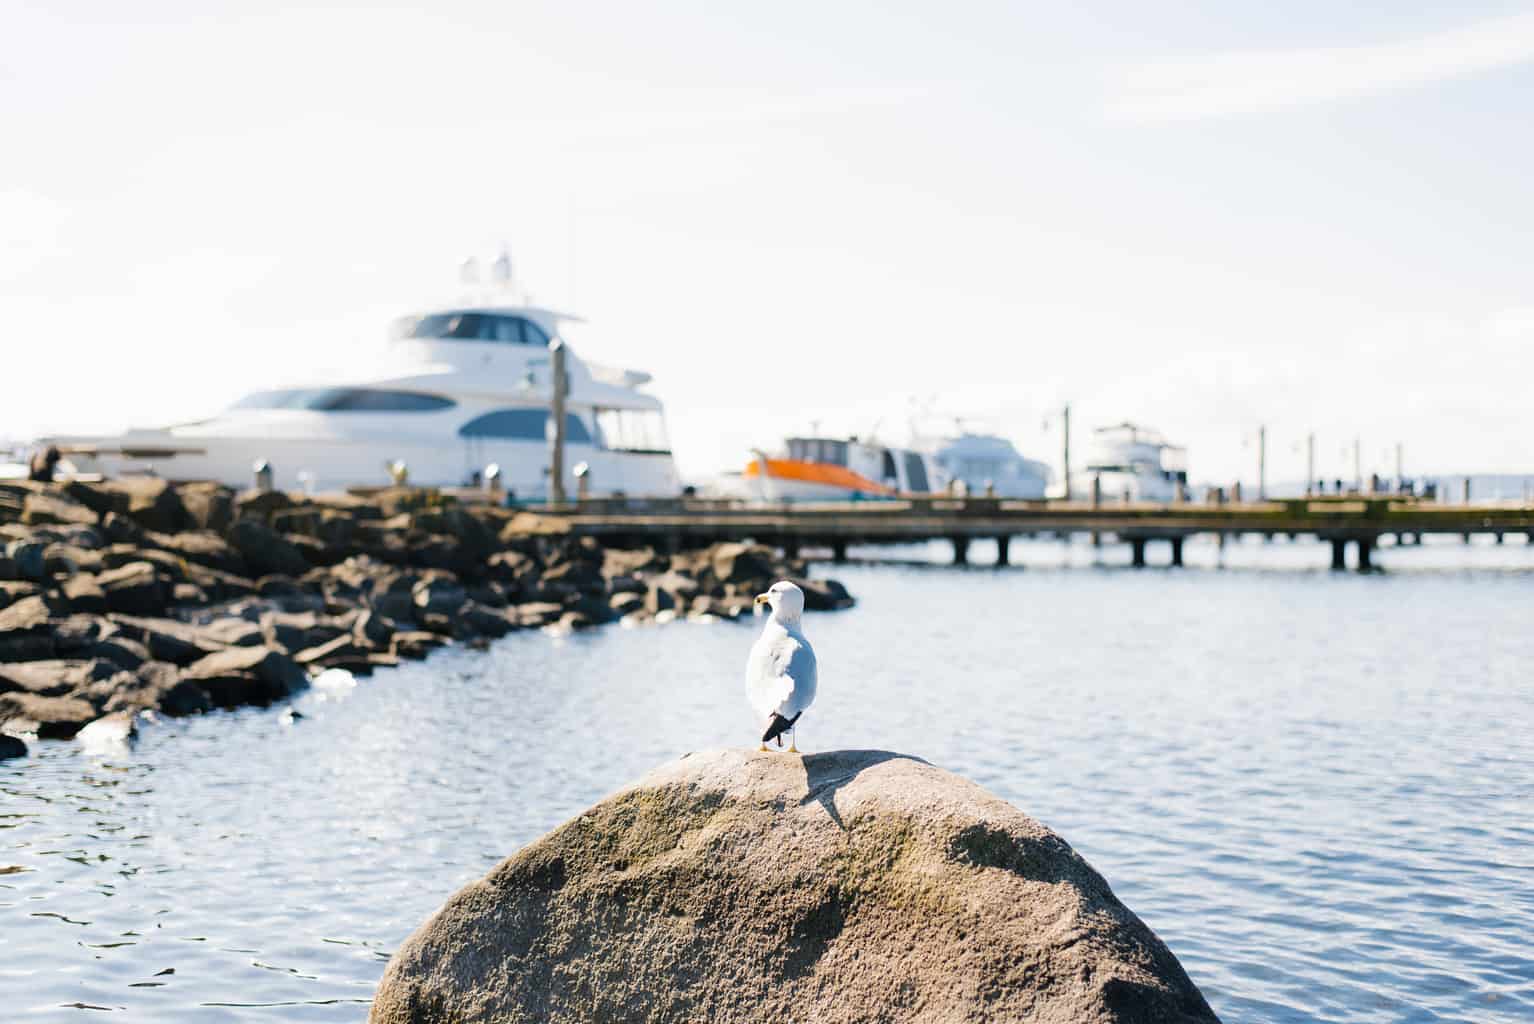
[754,593,770,606]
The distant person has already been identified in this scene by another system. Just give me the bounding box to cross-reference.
[28,445,61,483]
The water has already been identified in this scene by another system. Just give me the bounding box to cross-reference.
[4,535,1533,1022]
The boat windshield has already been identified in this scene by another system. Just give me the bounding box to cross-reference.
[401,312,550,345]
[231,389,456,412]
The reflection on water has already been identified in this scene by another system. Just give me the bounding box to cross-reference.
[3,535,1533,1022]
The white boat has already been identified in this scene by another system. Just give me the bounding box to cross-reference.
[48,304,681,498]
[1072,422,1187,503]
[922,432,1051,499]
[736,436,950,502]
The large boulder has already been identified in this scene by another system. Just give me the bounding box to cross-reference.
[370,749,1219,1024]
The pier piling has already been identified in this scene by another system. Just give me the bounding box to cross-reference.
[1170,536,1184,567]
[1130,538,1147,568]
[1356,536,1375,572]
[996,536,1011,566]
[951,537,970,565]
[1331,538,1347,570]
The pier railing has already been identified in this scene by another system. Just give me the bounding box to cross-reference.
[512,494,1534,571]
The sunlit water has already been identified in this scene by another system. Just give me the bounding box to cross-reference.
[4,535,1533,1022]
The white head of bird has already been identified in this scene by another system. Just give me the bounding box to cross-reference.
[754,580,805,624]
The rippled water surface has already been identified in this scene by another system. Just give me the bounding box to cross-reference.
[4,535,1533,1022]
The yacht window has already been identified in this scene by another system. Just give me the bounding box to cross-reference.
[881,450,897,479]
[594,409,671,453]
[903,452,930,492]
[404,312,544,344]
[488,316,521,343]
[459,409,592,443]
[231,389,456,412]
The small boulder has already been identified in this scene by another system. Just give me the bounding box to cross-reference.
[0,734,27,759]
[227,518,311,578]
[96,562,170,616]
[183,646,308,707]
[22,491,98,527]
[60,574,109,614]
[709,541,778,584]
[0,692,99,738]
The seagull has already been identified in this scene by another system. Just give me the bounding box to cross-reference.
[746,580,817,753]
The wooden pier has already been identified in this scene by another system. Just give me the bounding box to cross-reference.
[532,494,1534,571]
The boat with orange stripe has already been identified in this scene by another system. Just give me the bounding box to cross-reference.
[739,436,949,501]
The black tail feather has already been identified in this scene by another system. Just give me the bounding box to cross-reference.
[762,712,802,744]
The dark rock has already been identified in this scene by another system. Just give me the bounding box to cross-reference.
[485,549,535,582]
[413,577,467,615]
[791,576,855,611]
[294,634,373,669]
[195,618,265,647]
[105,478,190,533]
[227,519,311,577]
[1,594,54,628]
[369,750,1219,1024]
[601,545,665,578]
[510,601,564,628]
[107,615,225,666]
[0,734,26,759]
[62,480,129,518]
[100,511,146,546]
[179,482,234,533]
[49,614,115,653]
[89,635,151,670]
[22,491,98,527]
[233,489,294,521]
[353,610,397,647]
[459,602,512,638]
[609,591,643,615]
[60,574,108,614]
[5,539,47,581]
[0,659,119,698]
[144,530,245,574]
[709,541,778,585]
[183,646,308,707]
[391,631,444,660]
[0,692,99,738]
[96,562,170,616]
[259,610,345,654]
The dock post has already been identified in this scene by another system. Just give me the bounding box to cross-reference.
[782,539,800,560]
[548,339,568,507]
[952,537,969,565]
[1130,538,1146,568]
[1496,533,1504,545]
[831,540,848,564]
[1462,478,1472,504]
[996,536,1011,566]
[1356,536,1375,572]
[1330,538,1346,570]
[1169,536,1184,567]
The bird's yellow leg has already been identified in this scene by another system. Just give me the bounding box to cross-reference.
[758,743,769,753]
[788,727,799,754]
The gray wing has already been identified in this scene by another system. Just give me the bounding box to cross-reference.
[747,630,817,722]
[773,633,817,718]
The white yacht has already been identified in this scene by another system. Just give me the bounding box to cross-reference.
[48,305,681,498]
[923,432,1051,499]
[1073,422,1187,503]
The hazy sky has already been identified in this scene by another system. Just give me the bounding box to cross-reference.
[4,2,1532,485]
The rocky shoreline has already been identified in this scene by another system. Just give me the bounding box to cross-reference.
[0,478,852,753]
